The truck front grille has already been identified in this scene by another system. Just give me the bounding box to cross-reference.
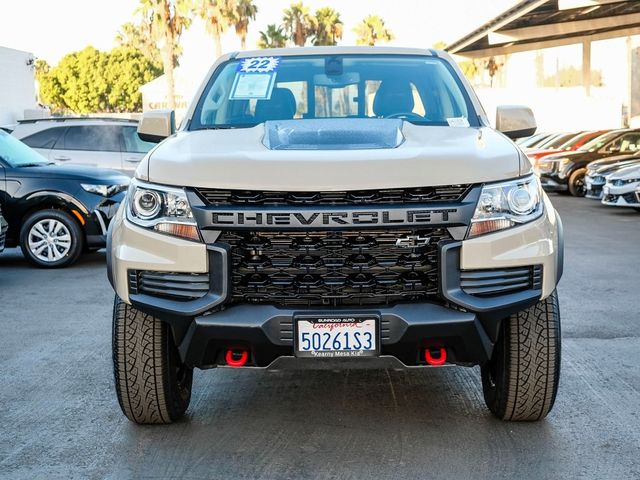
[195,185,471,206]
[219,229,451,307]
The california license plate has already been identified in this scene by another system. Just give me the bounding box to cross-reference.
[295,316,379,358]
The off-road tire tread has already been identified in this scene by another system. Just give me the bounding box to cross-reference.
[112,296,190,424]
[483,291,561,421]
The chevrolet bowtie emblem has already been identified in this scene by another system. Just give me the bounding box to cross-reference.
[395,235,431,248]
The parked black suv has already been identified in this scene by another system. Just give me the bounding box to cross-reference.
[0,130,129,267]
[536,129,640,196]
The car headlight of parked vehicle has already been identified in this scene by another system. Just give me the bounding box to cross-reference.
[468,174,543,238]
[126,179,200,241]
[81,183,129,197]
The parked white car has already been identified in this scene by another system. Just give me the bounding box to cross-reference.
[602,163,640,211]
[10,118,155,175]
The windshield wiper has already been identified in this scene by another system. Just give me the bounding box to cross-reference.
[193,124,255,130]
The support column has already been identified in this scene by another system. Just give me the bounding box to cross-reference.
[582,38,592,96]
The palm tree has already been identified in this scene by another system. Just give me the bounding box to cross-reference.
[353,15,394,46]
[313,7,343,46]
[115,21,162,65]
[257,24,288,49]
[282,2,315,47]
[194,0,236,58]
[231,0,257,50]
[138,0,192,110]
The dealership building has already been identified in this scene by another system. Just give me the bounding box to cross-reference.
[446,0,640,131]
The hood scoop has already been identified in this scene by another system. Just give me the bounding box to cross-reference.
[263,118,405,150]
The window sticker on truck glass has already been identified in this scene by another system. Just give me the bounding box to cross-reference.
[237,56,280,73]
[230,72,277,100]
[230,57,280,100]
[446,117,470,127]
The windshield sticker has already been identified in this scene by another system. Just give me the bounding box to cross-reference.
[230,72,277,100]
[237,56,280,73]
[447,117,470,127]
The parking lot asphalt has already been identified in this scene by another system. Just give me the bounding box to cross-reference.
[0,194,639,480]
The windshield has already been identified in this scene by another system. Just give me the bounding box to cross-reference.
[578,131,621,152]
[190,54,478,129]
[543,133,580,149]
[0,130,49,167]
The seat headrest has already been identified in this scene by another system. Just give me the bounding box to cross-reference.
[373,81,415,118]
[255,88,297,122]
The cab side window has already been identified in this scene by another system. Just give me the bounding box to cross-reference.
[20,127,67,149]
[61,126,121,152]
[121,126,155,154]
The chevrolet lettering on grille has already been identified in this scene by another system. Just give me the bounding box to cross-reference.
[207,207,459,229]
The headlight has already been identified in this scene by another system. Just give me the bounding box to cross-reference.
[81,183,129,197]
[468,175,543,238]
[126,179,200,241]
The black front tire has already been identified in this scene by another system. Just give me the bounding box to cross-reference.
[112,296,193,424]
[568,168,587,197]
[19,209,83,268]
[481,291,561,421]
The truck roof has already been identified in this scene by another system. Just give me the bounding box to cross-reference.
[235,45,438,59]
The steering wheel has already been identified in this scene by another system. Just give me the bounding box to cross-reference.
[386,112,424,120]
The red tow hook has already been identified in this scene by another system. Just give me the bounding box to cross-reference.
[425,347,447,366]
[225,349,249,367]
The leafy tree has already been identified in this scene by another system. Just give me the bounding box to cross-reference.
[231,0,258,50]
[37,46,162,113]
[258,24,288,49]
[105,47,164,111]
[138,0,192,110]
[194,0,236,58]
[115,21,163,65]
[283,2,315,47]
[313,7,342,46]
[485,57,501,87]
[353,15,394,46]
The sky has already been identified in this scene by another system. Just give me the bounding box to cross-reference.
[0,0,519,65]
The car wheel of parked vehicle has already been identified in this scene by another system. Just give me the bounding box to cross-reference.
[19,209,83,268]
[112,295,193,424]
[568,168,587,196]
[481,290,561,421]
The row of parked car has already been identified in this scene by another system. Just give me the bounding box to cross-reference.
[518,128,640,211]
[0,117,136,266]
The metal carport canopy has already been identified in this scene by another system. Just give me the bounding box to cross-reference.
[445,0,640,58]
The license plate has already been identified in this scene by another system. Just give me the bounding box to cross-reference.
[295,316,379,358]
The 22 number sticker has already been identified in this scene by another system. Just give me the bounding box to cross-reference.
[237,56,280,73]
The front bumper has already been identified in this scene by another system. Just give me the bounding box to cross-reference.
[584,175,605,199]
[107,195,562,368]
[602,190,640,207]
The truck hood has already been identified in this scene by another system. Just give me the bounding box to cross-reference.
[142,122,523,190]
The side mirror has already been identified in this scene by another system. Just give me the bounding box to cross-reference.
[137,109,175,143]
[496,105,537,139]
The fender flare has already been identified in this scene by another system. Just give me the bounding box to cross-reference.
[24,191,89,215]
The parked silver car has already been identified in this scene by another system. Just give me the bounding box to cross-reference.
[585,154,640,199]
[601,163,640,211]
[10,118,155,175]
